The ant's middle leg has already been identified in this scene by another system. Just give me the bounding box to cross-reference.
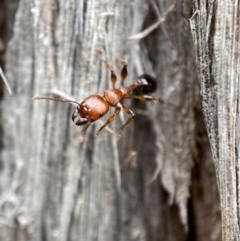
[95,103,121,138]
[105,62,117,88]
[120,61,128,86]
[118,103,135,136]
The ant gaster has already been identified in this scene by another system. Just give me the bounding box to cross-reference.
[33,61,175,142]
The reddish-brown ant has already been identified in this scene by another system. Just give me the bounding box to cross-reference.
[33,61,175,142]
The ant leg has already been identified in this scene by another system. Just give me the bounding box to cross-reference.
[131,95,178,108]
[95,104,121,138]
[78,123,91,142]
[118,103,135,136]
[105,62,117,88]
[120,61,128,86]
[132,95,163,102]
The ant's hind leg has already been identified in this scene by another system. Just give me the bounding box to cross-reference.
[120,61,128,86]
[131,95,163,103]
[105,62,117,88]
[95,104,121,138]
[131,95,178,108]
[118,104,135,137]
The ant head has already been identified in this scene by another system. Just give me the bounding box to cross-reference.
[32,95,81,118]
[32,96,90,125]
[72,105,80,122]
[72,105,89,125]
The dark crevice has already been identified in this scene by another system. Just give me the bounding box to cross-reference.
[187,196,196,241]
[41,211,47,241]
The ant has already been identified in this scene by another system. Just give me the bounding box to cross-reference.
[33,61,175,142]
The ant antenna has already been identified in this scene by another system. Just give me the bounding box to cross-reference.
[32,96,80,105]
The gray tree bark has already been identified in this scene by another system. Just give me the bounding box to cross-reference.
[0,0,226,241]
[191,0,240,240]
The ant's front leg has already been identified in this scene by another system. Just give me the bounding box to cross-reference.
[95,103,121,138]
[78,123,91,142]
[74,117,91,142]
[118,103,135,136]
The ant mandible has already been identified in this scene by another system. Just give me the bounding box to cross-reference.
[33,61,174,142]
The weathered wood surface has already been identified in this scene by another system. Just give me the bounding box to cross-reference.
[191,0,240,240]
[0,0,224,241]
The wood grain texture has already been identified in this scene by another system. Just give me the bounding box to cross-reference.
[191,0,240,240]
[0,0,221,241]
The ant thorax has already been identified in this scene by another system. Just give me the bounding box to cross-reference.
[104,89,122,106]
